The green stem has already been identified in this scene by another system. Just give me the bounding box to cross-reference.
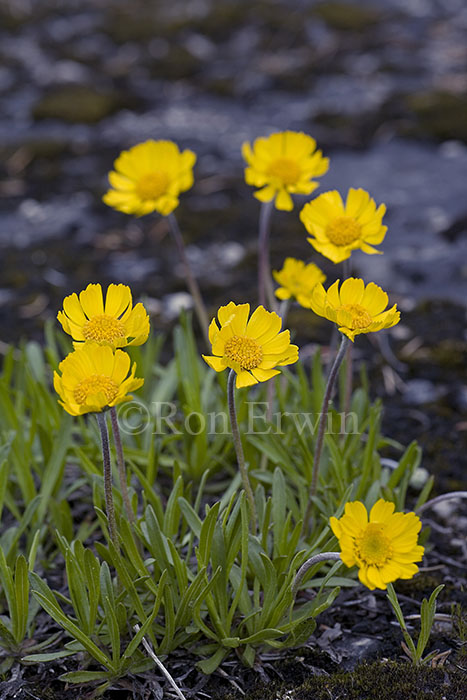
[167,212,210,344]
[292,552,342,598]
[258,199,275,309]
[96,412,119,548]
[227,369,257,533]
[304,334,350,533]
[110,406,136,528]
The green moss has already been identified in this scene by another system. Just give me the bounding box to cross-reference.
[405,91,467,143]
[149,46,203,81]
[312,2,381,32]
[203,77,237,98]
[429,340,467,372]
[219,661,466,700]
[32,86,124,124]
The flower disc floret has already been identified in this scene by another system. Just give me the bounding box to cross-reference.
[300,188,387,263]
[273,257,326,307]
[54,343,144,416]
[242,131,329,211]
[224,335,263,370]
[325,216,361,246]
[202,302,299,388]
[103,139,196,217]
[58,283,150,349]
[306,277,400,342]
[330,499,424,590]
[74,375,118,406]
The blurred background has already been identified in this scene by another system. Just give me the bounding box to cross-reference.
[0,0,467,345]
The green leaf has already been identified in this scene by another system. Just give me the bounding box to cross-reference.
[59,671,111,683]
[22,650,76,662]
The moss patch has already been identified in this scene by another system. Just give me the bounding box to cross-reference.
[405,91,467,143]
[218,661,466,700]
[32,85,126,123]
[311,2,381,32]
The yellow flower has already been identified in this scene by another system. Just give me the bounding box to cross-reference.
[242,131,329,211]
[273,257,326,307]
[330,499,424,590]
[103,140,196,216]
[300,188,387,263]
[202,302,299,388]
[54,343,144,416]
[57,283,150,349]
[307,277,400,342]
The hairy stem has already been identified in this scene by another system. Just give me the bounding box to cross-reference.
[342,259,352,414]
[304,334,350,533]
[96,412,119,548]
[257,199,275,309]
[167,212,209,344]
[416,491,467,515]
[292,552,342,598]
[227,369,257,533]
[110,406,136,527]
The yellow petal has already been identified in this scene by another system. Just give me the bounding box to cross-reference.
[236,370,258,388]
[369,499,395,524]
[251,367,280,382]
[202,355,227,372]
[344,501,368,530]
[79,284,104,318]
[339,278,365,305]
[275,189,294,211]
[104,284,132,317]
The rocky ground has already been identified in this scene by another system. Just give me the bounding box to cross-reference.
[0,0,466,697]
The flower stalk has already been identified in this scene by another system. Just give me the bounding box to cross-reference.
[292,552,342,598]
[167,212,209,344]
[257,199,275,309]
[304,334,350,532]
[110,406,136,528]
[416,491,467,515]
[227,369,257,533]
[96,412,119,548]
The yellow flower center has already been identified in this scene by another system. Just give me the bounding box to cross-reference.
[224,335,263,370]
[355,523,393,567]
[82,315,126,344]
[135,171,169,200]
[74,375,119,406]
[326,217,361,246]
[267,158,301,186]
[340,303,372,329]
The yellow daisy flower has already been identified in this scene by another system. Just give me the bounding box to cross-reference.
[330,499,424,591]
[300,188,387,263]
[54,343,144,416]
[202,302,299,388]
[242,131,329,211]
[273,257,326,307]
[103,139,196,216]
[57,283,150,349]
[307,277,400,342]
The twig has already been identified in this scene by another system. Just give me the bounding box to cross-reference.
[134,624,187,700]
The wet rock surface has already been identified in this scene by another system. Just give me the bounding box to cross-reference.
[0,0,466,343]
